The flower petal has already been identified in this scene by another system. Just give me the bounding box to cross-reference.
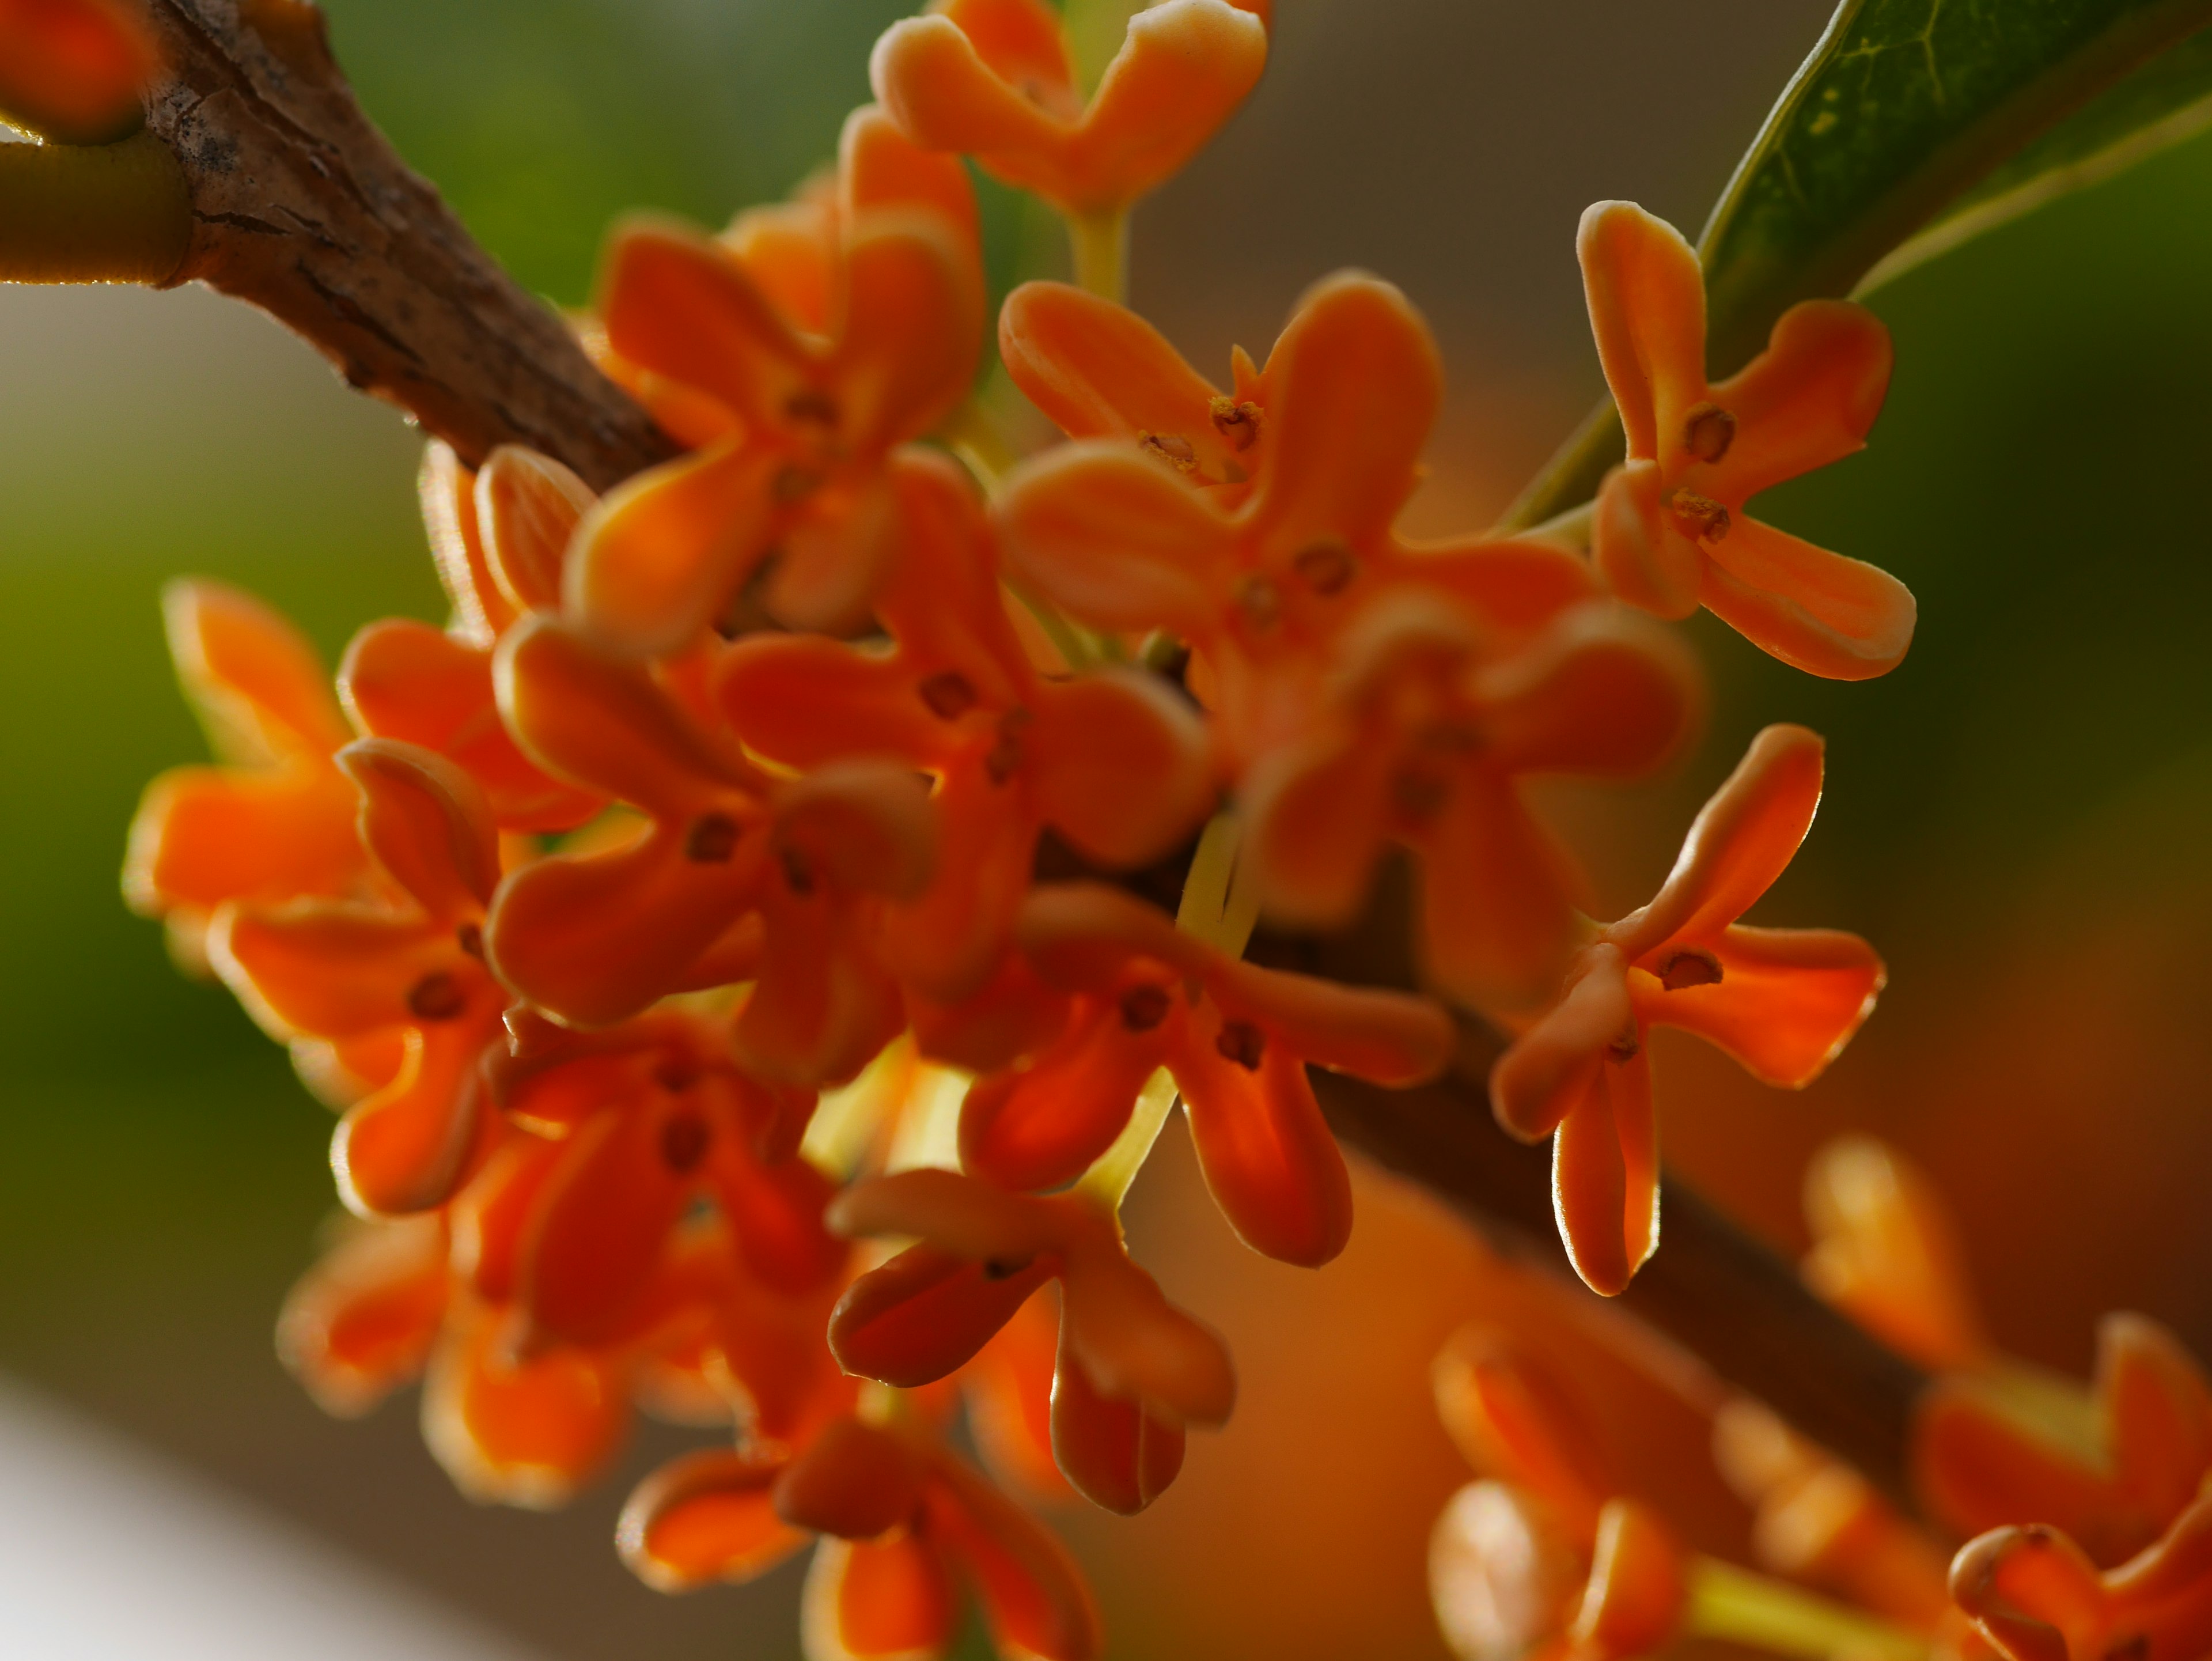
[450,1130,566,1304]
[1028,670,1215,867]
[1051,1329,1187,1515]
[210,901,445,1039]
[997,440,1237,637]
[418,444,512,649]
[840,103,981,244]
[883,759,1037,1005]
[1400,535,1605,638]
[1430,1331,1609,1539]
[1411,768,1585,1017]
[161,576,351,764]
[476,445,594,617]
[123,763,362,920]
[599,220,810,425]
[1711,300,1892,501]
[1640,924,1884,1087]
[2104,1314,2212,1535]
[960,1003,1162,1191]
[1577,201,1707,461]
[1250,272,1440,553]
[1593,459,1703,619]
[707,1141,847,1294]
[275,1217,448,1418]
[1239,728,1394,930]
[618,1447,805,1591]
[775,1416,927,1542]
[334,1016,499,1217]
[1800,1136,1988,1374]
[1478,603,1701,778]
[1065,0,1268,213]
[963,1288,1073,1504]
[1489,947,1630,1142]
[1701,516,1916,681]
[828,1243,1056,1388]
[720,634,940,770]
[1206,960,1454,1085]
[933,0,1075,109]
[1550,1047,1658,1297]
[520,1104,688,1346]
[1056,1242,1236,1427]
[870,14,1073,190]
[831,218,984,455]
[338,739,501,919]
[929,1459,1104,1661]
[805,1530,962,1661]
[1000,281,1231,467]
[770,472,902,637]
[421,1304,629,1508]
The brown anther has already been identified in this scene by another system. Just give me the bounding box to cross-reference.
[1209,396,1263,451]
[1236,573,1283,630]
[652,1058,700,1093]
[454,921,484,959]
[406,971,467,1022]
[1215,1019,1266,1070]
[1291,537,1357,596]
[2104,1638,2150,1661]
[778,843,817,896]
[1683,402,1737,463]
[686,812,742,863]
[659,1113,711,1174]
[1606,1024,1642,1063]
[1118,983,1172,1032]
[1658,948,1724,991]
[917,669,979,721]
[783,388,839,429]
[772,464,823,505]
[1669,489,1730,543]
[983,707,1032,785]
[983,1254,1035,1281]
[1390,763,1451,824]
[1138,432,1199,474]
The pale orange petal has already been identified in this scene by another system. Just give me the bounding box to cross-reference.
[1639,924,1883,1087]
[1051,1333,1185,1515]
[1027,670,1215,867]
[598,219,810,425]
[930,1459,1103,1661]
[999,281,1231,464]
[831,218,984,454]
[422,1306,630,1508]
[1411,769,1585,1017]
[1593,459,1703,619]
[870,14,1071,180]
[1206,960,1455,1086]
[804,1529,961,1661]
[1577,200,1708,461]
[1061,0,1268,213]
[618,1447,805,1591]
[476,445,594,616]
[1710,300,1892,501]
[417,444,513,650]
[275,1217,447,1418]
[338,740,501,920]
[1489,947,1630,1142]
[1479,603,1700,778]
[1240,728,1395,930]
[1701,517,1916,681]
[123,763,361,920]
[840,102,982,245]
[210,901,445,1040]
[334,1018,498,1217]
[1551,1048,1658,1297]
[162,576,351,764]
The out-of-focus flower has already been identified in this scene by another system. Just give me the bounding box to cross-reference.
[870,0,1268,218]
[963,881,1453,1266]
[124,579,366,972]
[1950,1493,2212,1661]
[212,740,512,1217]
[0,0,157,143]
[571,107,982,651]
[342,444,606,832]
[1579,200,1915,680]
[1802,1136,1990,1373]
[827,1166,1236,1514]
[721,449,1214,1002]
[1491,724,1884,1295]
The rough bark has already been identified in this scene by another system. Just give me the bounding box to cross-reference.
[137,0,673,492]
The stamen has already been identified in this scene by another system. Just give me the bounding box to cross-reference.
[1658,948,1724,990]
[1292,537,1357,596]
[983,1254,1035,1281]
[454,921,484,959]
[659,1112,711,1173]
[406,971,467,1022]
[772,464,823,505]
[1215,1019,1266,1070]
[1683,402,1737,463]
[1138,432,1199,474]
[1209,396,1263,451]
[984,707,1032,785]
[1607,1023,1641,1062]
[1119,983,1172,1032]
[918,669,979,721]
[686,812,742,863]
[779,844,817,896]
[1669,490,1730,543]
[1236,574,1283,630]
[783,388,839,429]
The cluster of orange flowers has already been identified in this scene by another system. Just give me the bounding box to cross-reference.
[104,2,2208,1659]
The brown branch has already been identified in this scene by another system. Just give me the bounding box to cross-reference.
[136,0,673,492]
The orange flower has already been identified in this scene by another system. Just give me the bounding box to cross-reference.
[1950,1494,2212,1661]
[570,106,982,652]
[721,449,1214,1002]
[1916,1314,2212,1569]
[483,616,937,1084]
[621,1412,1103,1661]
[124,578,366,972]
[870,0,1268,218]
[1242,593,1700,1016]
[0,0,156,143]
[827,1166,1237,1514]
[965,881,1454,1265]
[211,740,513,1217]
[341,443,606,832]
[1491,725,1885,1295]
[995,272,1602,765]
[1579,201,1915,680]
[1801,1136,1990,1374]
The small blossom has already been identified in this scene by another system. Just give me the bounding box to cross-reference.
[1802,1135,1990,1373]
[1579,200,1916,680]
[1491,724,1885,1295]
[1950,1494,2212,1661]
[870,0,1269,218]
[0,0,157,143]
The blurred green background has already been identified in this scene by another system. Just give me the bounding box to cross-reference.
[3,1,2210,1656]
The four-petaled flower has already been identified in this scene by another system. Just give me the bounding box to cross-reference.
[1580,201,1915,681]
[1950,1493,2212,1661]
[1491,724,1885,1295]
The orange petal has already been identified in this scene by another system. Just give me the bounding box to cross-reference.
[210,900,446,1039]
[1948,1522,2107,1661]
[1577,201,1708,463]
[1639,924,1883,1086]
[999,281,1231,465]
[450,1130,566,1304]
[418,444,513,649]
[829,1243,1056,1389]
[565,438,786,659]
[1490,947,1631,1142]
[1431,1330,1609,1539]
[0,0,155,144]
[1028,670,1215,867]
[1051,1330,1186,1515]
[805,1529,962,1661]
[599,219,810,424]
[831,220,983,455]
[1249,272,1440,553]
[520,1104,689,1346]
[724,195,836,337]
[770,472,903,638]
[774,1416,927,1539]
[161,576,351,764]
[2105,1314,2212,1532]
[1550,1049,1659,1297]
[933,0,1074,108]
[1801,1136,1988,1373]
[960,1002,1163,1191]
[964,1287,1073,1505]
[1172,1007,1353,1267]
[1062,0,1268,213]
[1016,879,1213,992]
[1401,535,1605,639]
[334,1016,499,1217]
[907,948,1075,1076]
[870,13,1073,194]
[1429,1481,1586,1661]
[736,898,906,1091]
[1055,1242,1236,1428]
[1701,516,1916,681]
[275,1217,448,1418]
[1206,959,1454,1085]
[123,762,362,920]
[1710,299,1892,501]
[929,1459,1103,1660]
[873,448,1031,688]
[421,1303,629,1508]
[1480,603,1701,777]
[708,1143,847,1294]
[719,635,942,771]
[1410,767,1586,1017]
[995,440,1237,637]
[841,101,982,245]
[338,739,501,920]
[1240,728,1395,930]
[1593,459,1704,619]
[618,1447,806,1591]
[1571,1500,1688,1658]
[476,445,594,617]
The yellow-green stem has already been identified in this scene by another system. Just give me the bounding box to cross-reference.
[1176,809,1260,957]
[1067,207,1129,303]
[0,129,191,285]
[1074,1067,1181,1213]
[1689,1559,1930,1661]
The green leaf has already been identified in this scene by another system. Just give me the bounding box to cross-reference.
[1505,0,2212,528]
